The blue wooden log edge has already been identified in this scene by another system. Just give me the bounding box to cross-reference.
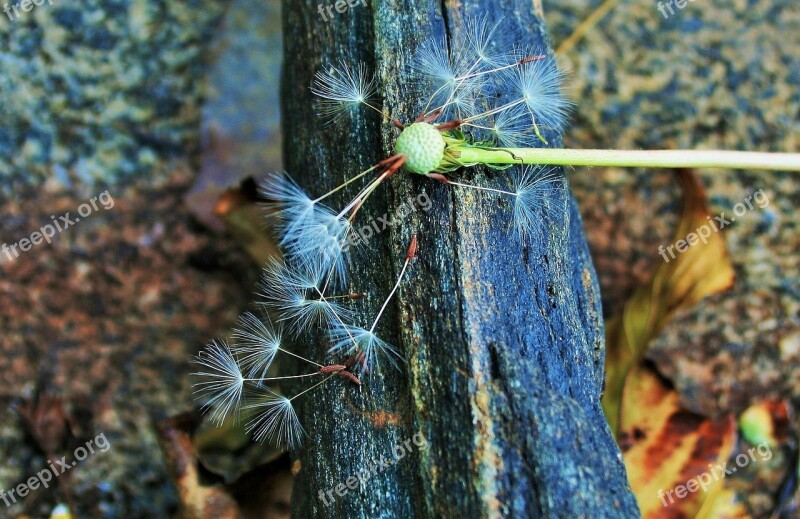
[281,1,640,517]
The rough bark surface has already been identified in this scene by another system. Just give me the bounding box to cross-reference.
[281,1,639,517]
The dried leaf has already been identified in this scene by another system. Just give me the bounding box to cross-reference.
[603,170,736,435]
[601,170,746,517]
[618,364,746,518]
[156,415,242,519]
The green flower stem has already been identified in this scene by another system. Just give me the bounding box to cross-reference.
[451,146,800,171]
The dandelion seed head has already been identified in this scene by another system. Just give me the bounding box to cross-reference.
[395,122,447,175]
[191,340,245,426]
[245,394,305,450]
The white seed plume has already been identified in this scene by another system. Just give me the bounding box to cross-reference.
[232,311,282,380]
[245,394,305,450]
[311,61,377,124]
[191,340,245,426]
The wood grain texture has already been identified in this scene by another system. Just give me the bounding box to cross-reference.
[281,1,639,517]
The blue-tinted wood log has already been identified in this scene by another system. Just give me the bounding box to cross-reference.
[281,1,639,517]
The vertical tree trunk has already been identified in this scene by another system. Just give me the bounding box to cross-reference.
[281,1,639,517]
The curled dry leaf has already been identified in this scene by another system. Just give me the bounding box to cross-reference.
[214,181,281,266]
[603,169,736,436]
[601,170,745,517]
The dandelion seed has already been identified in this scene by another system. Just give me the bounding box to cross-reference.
[328,237,416,375]
[245,393,305,449]
[289,210,351,283]
[463,16,512,68]
[513,53,571,136]
[232,312,283,379]
[511,166,563,240]
[260,172,355,285]
[191,340,245,425]
[478,107,535,148]
[257,259,352,335]
[245,368,342,450]
[328,324,401,376]
[429,168,562,241]
[413,35,458,84]
[414,34,483,120]
[311,61,381,124]
[260,172,317,244]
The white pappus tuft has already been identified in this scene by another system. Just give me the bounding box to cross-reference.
[257,259,352,335]
[510,166,564,241]
[191,340,245,426]
[311,61,377,124]
[245,393,305,450]
[232,311,282,380]
[261,172,352,285]
[260,172,316,243]
[327,324,402,377]
[484,108,538,148]
[512,52,572,136]
[463,15,514,68]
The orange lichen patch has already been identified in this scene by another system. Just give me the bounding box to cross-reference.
[291,459,302,476]
[364,409,400,428]
[469,381,505,516]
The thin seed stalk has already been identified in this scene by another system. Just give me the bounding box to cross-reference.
[451,145,800,171]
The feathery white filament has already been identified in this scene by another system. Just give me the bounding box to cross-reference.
[258,260,352,335]
[232,312,284,379]
[311,61,378,124]
[443,167,563,241]
[191,340,245,425]
[245,394,305,449]
[328,325,401,376]
[513,56,571,135]
[511,166,563,240]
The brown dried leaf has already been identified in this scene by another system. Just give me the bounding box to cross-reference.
[156,414,242,519]
[603,170,736,436]
[600,170,745,517]
[618,364,746,518]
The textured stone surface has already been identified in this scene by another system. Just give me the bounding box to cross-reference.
[0,172,255,517]
[0,1,282,517]
[546,0,800,515]
[0,0,229,193]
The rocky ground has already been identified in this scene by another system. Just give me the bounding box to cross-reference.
[0,0,797,517]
